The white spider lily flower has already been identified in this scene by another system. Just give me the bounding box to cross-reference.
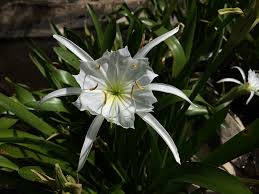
[41,26,195,171]
[217,66,259,104]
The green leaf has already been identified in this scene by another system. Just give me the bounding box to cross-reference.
[0,171,53,194]
[29,53,47,77]
[52,68,78,87]
[87,4,104,50]
[14,84,36,104]
[218,7,244,16]
[0,143,71,167]
[111,188,125,194]
[18,166,47,182]
[54,47,80,70]
[181,107,228,161]
[128,20,144,55]
[157,0,166,12]
[204,118,259,166]
[140,18,158,28]
[0,155,19,171]
[183,1,259,114]
[26,98,69,113]
[101,19,116,53]
[49,21,62,35]
[31,50,78,88]
[151,163,252,194]
[0,117,18,129]
[63,28,90,55]
[181,0,197,61]
[154,27,187,77]
[0,129,42,139]
[114,24,123,50]
[0,93,56,136]
[185,104,208,116]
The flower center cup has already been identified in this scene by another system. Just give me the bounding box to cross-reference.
[106,82,128,97]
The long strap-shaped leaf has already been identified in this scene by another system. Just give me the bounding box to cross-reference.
[0,93,56,136]
[150,162,252,194]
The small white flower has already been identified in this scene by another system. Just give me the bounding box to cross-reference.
[41,26,195,171]
[217,66,259,104]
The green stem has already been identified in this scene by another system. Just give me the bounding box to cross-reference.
[216,83,249,106]
[239,177,259,186]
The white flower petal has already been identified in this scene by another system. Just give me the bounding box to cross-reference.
[246,91,255,104]
[134,87,157,112]
[137,70,158,86]
[73,68,99,89]
[102,95,135,128]
[80,61,109,85]
[40,88,81,104]
[118,46,131,57]
[77,115,104,171]
[73,90,105,114]
[150,83,195,106]
[217,78,242,85]
[96,48,152,84]
[134,25,179,59]
[232,66,246,83]
[248,69,259,91]
[138,112,180,164]
[53,35,94,62]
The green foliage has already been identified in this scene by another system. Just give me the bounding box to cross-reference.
[1,0,259,193]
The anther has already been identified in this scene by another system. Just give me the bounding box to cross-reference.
[90,83,98,91]
[131,64,138,69]
[96,64,101,69]
[130,85,135,99]
[103,92,107,105]
[135,80,144,90]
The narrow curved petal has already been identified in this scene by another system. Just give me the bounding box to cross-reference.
[40,88,82,104]
[134,25,179,59]
[232,66,246,83]
[53,35,94,62]
[138,112,180,164]
[217,78,242,85]
[246,91,255,104]
[77,115,105,171]
[150,83,195,106]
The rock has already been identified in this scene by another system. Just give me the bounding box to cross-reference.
[0,0,146,38]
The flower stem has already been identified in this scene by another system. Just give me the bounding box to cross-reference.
[216,83,249,105]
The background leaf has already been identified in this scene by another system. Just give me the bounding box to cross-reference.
[0,93,56,136]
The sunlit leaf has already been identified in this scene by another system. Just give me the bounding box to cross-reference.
[0,93,56,136]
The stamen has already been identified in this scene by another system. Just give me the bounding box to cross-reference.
[96,64,101,69]
[103,92,107,105]
[89,83,98,91]
[135,80,144,90]
[130,85,135,99]
[131,64,138,69]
